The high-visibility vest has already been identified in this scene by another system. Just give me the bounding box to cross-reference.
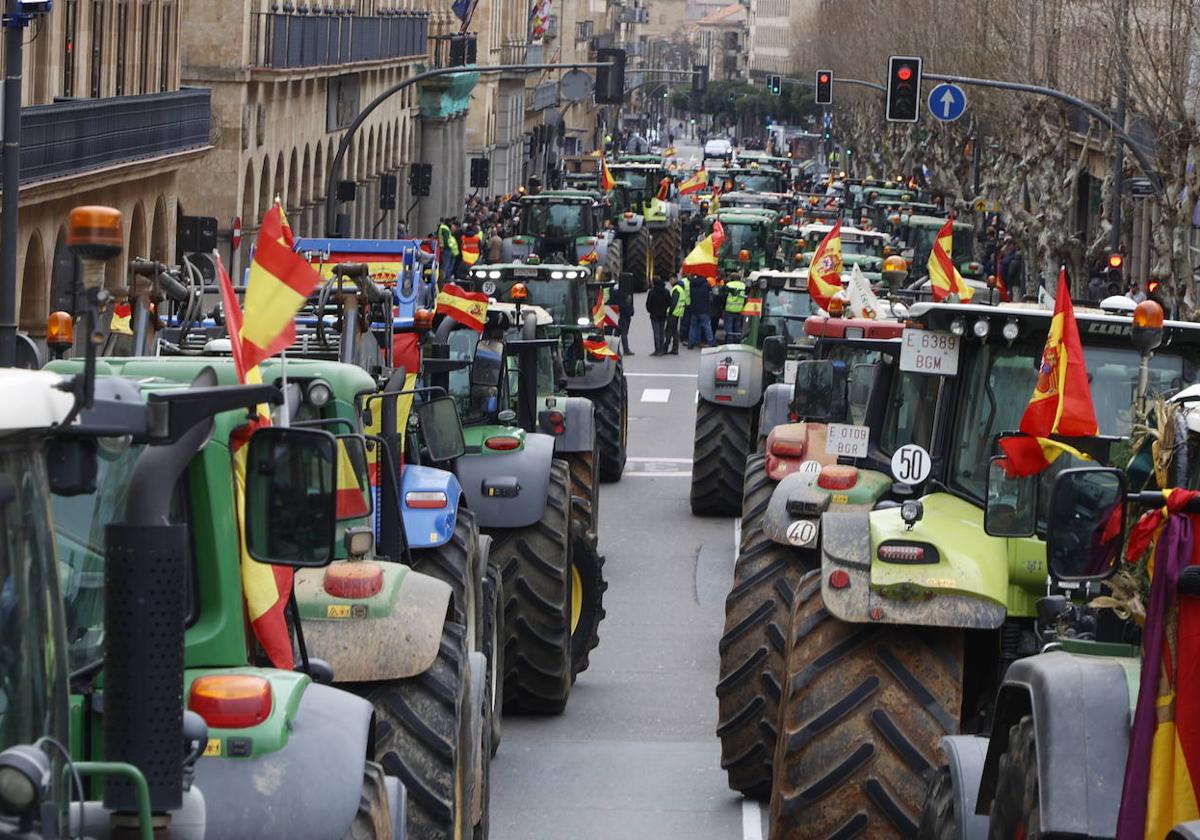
[461,233,481,266]
[725,280,747,313]
[670,282,687,317]
[438,224,460,257]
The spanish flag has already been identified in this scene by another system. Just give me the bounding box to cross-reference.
[436,283,489,332]
[241,204,323,371]
[996,433,1093,478]
[600,158,616,191]
[807,220,843,310]
[583,338,618,360]
[679,169,707,195]
[657,178,671,201]
[682,220,726,279]
[592,287,618,329]
[743,298,763,317]
[335,437,372,520]
[110,302,133,336]
[928,218,974,302]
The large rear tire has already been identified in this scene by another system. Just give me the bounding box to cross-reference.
[917,765,962,840]
[370,622,471,840]
[717,541,813,803]
[690,401,752,516]
[769,586,963,839]
[410,508,482,652]
[566,444,600,535]
[341,761,395,840]
[625,228,653,292]
[570,529,607,681]
[480,562,504,757]
[584,365,627,483]
[604,239,623,287]
[986,716,1040,840]
[652,214,681,273]
[492,459,573,714]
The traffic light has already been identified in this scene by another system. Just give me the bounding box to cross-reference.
[379,174,397,210]
[1105,250,1124,291]
[470,157,490,189]
[692,64,708,94]
[815,70,833,105]
[409,163,432,198]
[1146,276,1163,296]
[595,48,627,105]
[885,55,922,123]
[766,74,782,96]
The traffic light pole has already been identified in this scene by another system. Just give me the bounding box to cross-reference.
[323,61,611,237]
[783,77,886,94]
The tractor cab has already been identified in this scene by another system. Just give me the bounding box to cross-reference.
[506,192,605,265]
[744,270,822,349]
[709,210,781,276]
[719,190,793,216]
[894,214,981,281]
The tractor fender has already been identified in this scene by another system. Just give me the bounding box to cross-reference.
[567,353,619,391]
[400,464,464,549]
[546,396,595,454]
[936,735,990,840]
[455,432,557,529]
[296,568,453,682]
[697,345,763,408]
[975,649,1135,837]
[758,381,793,439]
[616,216,644,234]
[192,683,375,839]
[762,471,829,549]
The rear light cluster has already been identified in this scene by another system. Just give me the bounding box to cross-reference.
[324,562,385,598]
[545,410,565,435]
[485,435,521,451]
[405,491,448,509]
[877,542,937,564]
[769,438,805,457]
[828,569,851,590]
[816,465,857,491]
[189,675,273,730]
[715,363,740,385]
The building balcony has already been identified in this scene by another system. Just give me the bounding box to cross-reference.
[20,87,211,185]
[250,12,429,71]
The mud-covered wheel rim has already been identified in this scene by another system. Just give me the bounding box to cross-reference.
[570,563,583,634]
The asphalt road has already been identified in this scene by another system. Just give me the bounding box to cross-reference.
[491,294,768,839]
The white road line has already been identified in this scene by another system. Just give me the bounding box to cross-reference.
[622,471,693,477]
[625,372,698,378]
[640,388,671,403]
[627,456,692,463]
[742,799,764,840]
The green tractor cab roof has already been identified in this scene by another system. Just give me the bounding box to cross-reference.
[608,162,664,171]
[747,269,810,291]
[904,214,969,231]
[523,191,598,204]
[616,154,664,163]
[798,223,890,243]
[713,209,779,224]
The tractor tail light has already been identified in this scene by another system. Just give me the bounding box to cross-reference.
[878,544,927,563]
[769,438,806,457]
[324,561,385,598]
[189,676,273,729]
[405,491,449,509]
[715,363,740,384]
[817,465,857,490]
[828,569,851,590]
[484,435,521,451]
[546,410,565,435]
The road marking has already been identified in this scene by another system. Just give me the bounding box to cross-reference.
[623,471,692,477]
[742,799,764,840]
[641,388,671,403]
[734,514,742,554]
[625,372,698,378]
[627,457,691,463]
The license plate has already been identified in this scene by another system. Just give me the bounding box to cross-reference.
[514,267,539,278]
[899,329,960,376]
[825,423,870,458]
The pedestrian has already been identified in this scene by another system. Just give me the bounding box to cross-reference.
[688,274,715,348]
[1087,272,1107,304]
[723,271,747,343]
[486,225,503,263]
[666,274,687,354]
[616,279,635,355]
[1127,280,1146,303]
[710,278,726,340]
[437,218,459,279]
[1001,239,1023,299]
[646,274,671,355]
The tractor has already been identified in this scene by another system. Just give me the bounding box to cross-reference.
[706,210,782,279]
[501,191,618,282]
[690,269,816,517]
[895,214,983,286]
[766,300,1200,838]
[605,161,683,277]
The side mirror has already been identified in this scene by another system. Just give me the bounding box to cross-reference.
[1045,467,1127,581]
[245,427,338,568]
[335,435,372,521]
[791,359,848,423]
[471,340,504,388]
[762,334,787,372]
[983,455,1036,537]
[417,396,467,461]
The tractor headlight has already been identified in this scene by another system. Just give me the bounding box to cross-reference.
[306,379,332,408]
[972,318,990,338]
[551,270,565,279]
[487,270,502,280]
[1002,319,1020,342]
[0,745,50,816]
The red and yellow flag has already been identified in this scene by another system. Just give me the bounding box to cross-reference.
[657,178,671,201]
[592,287,618,328]
[241,205,323,371]
[679,169,707,195]
[335,438,371,520]
[436,283,489,332]
[110,302,133,336]
[928,218,974,302]
[682,220,726,279]
[743,298,763,317]
[600,158,616,191]
[807,220,843,310]
[996,433,1093,477]
[583,338,618,360]
[1021,267,1097,438]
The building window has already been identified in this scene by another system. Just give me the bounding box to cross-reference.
[159,2,172,92]
[139,2,152,94]
[90,0,104,98]
[63,0,78,97]
[115,1,127,95]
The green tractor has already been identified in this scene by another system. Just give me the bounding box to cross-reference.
[606,161,683,277]
[765,301,1200,838]
[502,191,621,283]
[706,209,782,278]
[896,214,984,289]
[690,270,819,516]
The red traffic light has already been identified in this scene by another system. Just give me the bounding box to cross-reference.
[1147,277,1162,293]
[1107,253,1124,270]
[819,73,830,83]
[897,65,913,81]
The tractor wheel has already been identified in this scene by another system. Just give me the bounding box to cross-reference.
[717,546,814,802]
[740,452,774,548]
[570,528,607,681]
[481,561,503,757]
[917,765,962,840]
[604,239,623,286]
[987,716,1041,840]
[588,364,628,483]
[566,443,600,535]
[768,585,963,839]
[653,214,682,273]
[464,652,486,838]
[690,401,752,517]
[341,761,394,840]
[625,228,654,292]
[370,622,471,840]
[410,507,482,653]
[493,458,573,714]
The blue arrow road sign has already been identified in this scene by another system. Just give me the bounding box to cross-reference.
[928,83,967,122]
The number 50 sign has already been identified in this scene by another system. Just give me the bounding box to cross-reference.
[891,444,932,485]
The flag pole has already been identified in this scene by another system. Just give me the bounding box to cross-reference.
[278,350,289,428]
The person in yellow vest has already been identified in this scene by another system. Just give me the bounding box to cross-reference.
[724,272,747,343]
[437,218,459,278]
[460,224,482,269]
[666,274,688,354]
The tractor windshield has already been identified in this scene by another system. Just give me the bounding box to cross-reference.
[611,169,652,192]
[445,330,504,424]
[508,278,579,323]
[737,172,785,193]
[0,442,68,754]
[843,236,886,259]
[949,341,1195,502]
[757,289,817,344]
[520,203,590,238]
[722,223,768,257]
[908,225,973,275]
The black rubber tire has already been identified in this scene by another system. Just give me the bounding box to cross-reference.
[492,458,573,714]
[473,708,492,840]
[370,622,471,840]
[566,444,600,535]
[587,365,628,483]
[410,508,482,652]
[481,561,504,757]
[570,528,607,681]
[625,228,653,292]
[604,238,623,286]
[987,716,1040,840]
[740,453,773,549]
[690,402,752,516]
[652,214,681,273]
[917,765,961,840]
[341,761,394,840]
[769,585,963,839]
[717,548,814,802]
